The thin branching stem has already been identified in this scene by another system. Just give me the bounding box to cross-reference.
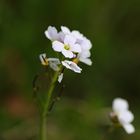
[40,71,59,140]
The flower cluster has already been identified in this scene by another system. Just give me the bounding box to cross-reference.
[39,26,92,82]
[110,98,135,134]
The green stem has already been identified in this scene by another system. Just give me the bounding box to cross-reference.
[40,71,59,140]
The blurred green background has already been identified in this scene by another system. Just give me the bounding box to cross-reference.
[0,0,140,139]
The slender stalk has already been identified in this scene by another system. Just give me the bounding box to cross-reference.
[40,71,59,140]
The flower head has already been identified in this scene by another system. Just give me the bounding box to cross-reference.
[110,98,135,134]
[45,26,92,63]
[52,35,81,58]
[39,53,60,71]
[60,26,92,65]
[43,26,93,75]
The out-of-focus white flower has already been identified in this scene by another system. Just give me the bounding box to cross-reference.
[62,60,82,73]
[45,26,60,41]
[58,73,63,83]
[111,98,135,134]
[39,53,60,71]
[52,35,81,58]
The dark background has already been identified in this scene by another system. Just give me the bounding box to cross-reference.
[0,0,140,139]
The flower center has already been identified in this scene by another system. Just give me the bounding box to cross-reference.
[64,45,70,50]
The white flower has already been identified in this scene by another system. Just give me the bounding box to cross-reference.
[45,26,60,41]
[44,26,92,65]
[61,26,92,48]
[61,26,92,65]
[62,60,82,73]
[58,73,63,83]
[52,35,81,58]
[111,98,135,134]
[39,53,60,71]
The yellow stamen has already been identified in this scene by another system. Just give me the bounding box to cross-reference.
[64,45,70,50]
[72,58,79,64]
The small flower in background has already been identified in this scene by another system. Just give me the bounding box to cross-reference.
[110,98,135,134]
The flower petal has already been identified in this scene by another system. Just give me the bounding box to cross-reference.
[81,37,92,50]
[71,44,81,53]
[79,58,92,65]
[62,50,73,58]
[71,30,83,40]
[64,35,76,45]
[118,110,134,124]
[62,61,71,69]
[62,60,82,73]
[70,63,82,73]
[52,41,64,52]
[113,98,129,112]
[58,32,65,42]
[49,62,60,71]
[58,73,63,83]
[48,58,60,64]
[122,124,135,134]
[45,26,58,41]
[48,58,60,71]
[79,50,91,58]
[61,26,71,34]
